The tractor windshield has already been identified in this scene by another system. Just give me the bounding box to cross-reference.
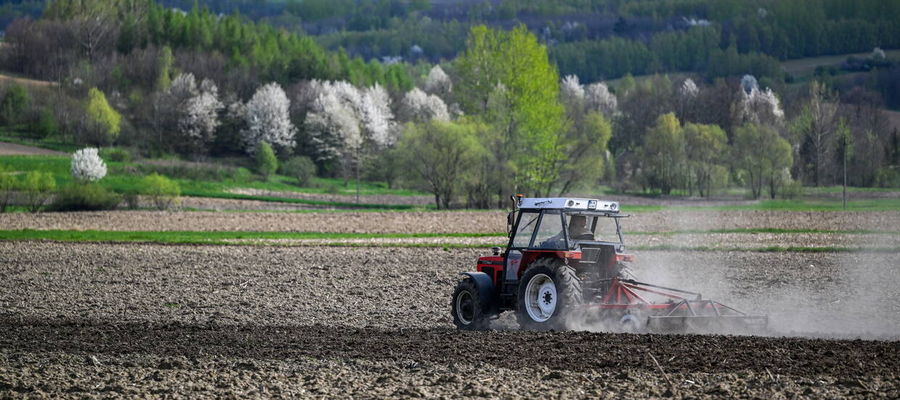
[511,211,540,248]
[563,212,623,247]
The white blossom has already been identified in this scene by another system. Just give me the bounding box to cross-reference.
[560,75,585,102]
[683,17,711,26]
[180,79,223,145]
[71,148,107,182]
[740,86,784,126]
[399,88,450,123]
[169,73,198,100]
[304,80,396,153]
[872,47,886,60]
[679,78,699,98]
[243,82,297,154]
[360,84,396,147]
[307,90,362,161]
[585,82,617,116]
[423,65,452,96]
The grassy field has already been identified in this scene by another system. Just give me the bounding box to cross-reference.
[781,49,900,78]
[1,228,897,252]
[3,152,900,212]
[0,154,428,208]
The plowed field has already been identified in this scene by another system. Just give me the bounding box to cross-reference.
[2,242,897,398]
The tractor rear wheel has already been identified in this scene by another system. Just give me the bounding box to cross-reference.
[516,258,583,330]
[451,278,488,330]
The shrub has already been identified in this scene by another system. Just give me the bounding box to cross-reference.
[255,142,277,180]
[233,167,253,183]
[875,166,900,188]
[71,148,108,182]
[22,171,56,212]
[51,183,121,211]
[32,107,58,139]
[0,164,17,212]
[101,147,132,163]
[123,190,140,209]
[139,173,181,210]
[134,161,237,181]
[779,179,804,199]
[280,156,317,186]
[0,84,30,125]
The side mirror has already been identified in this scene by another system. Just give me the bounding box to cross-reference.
[507,211,515,237]
[491,247,501,256]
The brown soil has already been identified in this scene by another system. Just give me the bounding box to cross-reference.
[229,187,434,206]
[2,209,899,233]
[0,141,66,156]
[1,242,897,398]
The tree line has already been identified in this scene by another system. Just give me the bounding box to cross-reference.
[0,1,898,209]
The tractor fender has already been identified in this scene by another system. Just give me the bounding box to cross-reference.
[460,272,497,314]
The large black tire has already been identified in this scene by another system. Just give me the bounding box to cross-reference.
[451,278,488,330]
[516,258,583,330]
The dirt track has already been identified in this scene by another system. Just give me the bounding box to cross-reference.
[3,209,900,233]
[1,242,898,398]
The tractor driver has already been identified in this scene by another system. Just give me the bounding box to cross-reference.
[568,215,595,241]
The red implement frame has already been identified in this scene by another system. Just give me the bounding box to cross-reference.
[588,278,768,329]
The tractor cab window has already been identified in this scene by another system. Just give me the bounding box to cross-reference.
[511,211,539,248]
[563,213,623,246]
[533,210,566,249]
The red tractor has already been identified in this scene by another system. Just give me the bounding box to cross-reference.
[451,196,767,332]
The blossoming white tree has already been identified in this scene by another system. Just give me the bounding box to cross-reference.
[679,78,699,98]
[739,86,785,126]
[180,78,223,147]
[71,147,107,182]
[560,75,585,102]
[424,65,452,96]
[399,88,450,123]
[243,82,297,154]
[304,80,396,201]
[585,82,617,117]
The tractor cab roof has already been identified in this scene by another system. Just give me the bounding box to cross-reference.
[517,197,620,213]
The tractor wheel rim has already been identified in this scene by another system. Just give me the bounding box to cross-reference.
[456,291,475,325]
[525,273,557,323]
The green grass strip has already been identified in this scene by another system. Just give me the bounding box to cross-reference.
[627,228,900,235]
[1,229,898,253]
[0,229,502,244]
[629,245,900,253]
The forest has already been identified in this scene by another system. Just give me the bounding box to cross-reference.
[0,0,898,209]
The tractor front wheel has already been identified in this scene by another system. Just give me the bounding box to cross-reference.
[451,278,488,330]
[516,258,583,330]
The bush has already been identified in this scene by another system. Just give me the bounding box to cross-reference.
[779,179,804,199]
[21,170,56,212]
[255,142,277,180]
[134,161,239,181]
[280,156,317,186]
[0,164,17,212]
[101,147,132,163]
[123,190,140,209]
[32,107,58,139]
[51,183,121,211]
[139,173,181,210]
[71,148,108,182]
[875,166,900,188]
[0,84,30,125]
[233,167,253,183]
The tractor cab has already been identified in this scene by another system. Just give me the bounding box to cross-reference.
[454,197,634,330]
